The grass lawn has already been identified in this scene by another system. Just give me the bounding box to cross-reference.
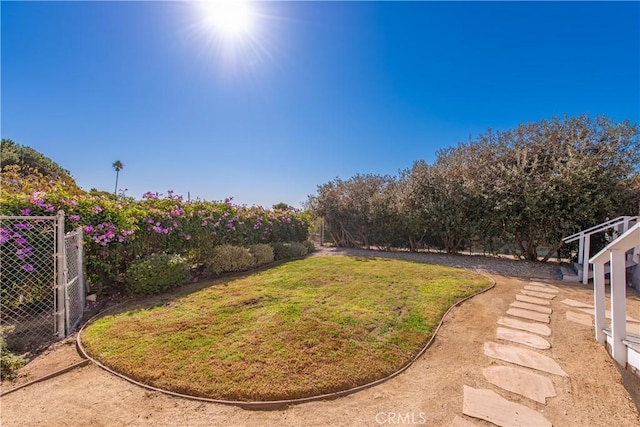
[81,256,492,401]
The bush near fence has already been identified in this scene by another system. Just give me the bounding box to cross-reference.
[0,187,310,296]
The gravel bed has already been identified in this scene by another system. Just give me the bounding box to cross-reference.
[313,247,563,280]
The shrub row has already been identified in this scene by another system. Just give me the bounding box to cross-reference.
[125,242,314,295]
[0,185,311,295]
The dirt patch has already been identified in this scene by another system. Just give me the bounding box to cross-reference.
[1,274,639,426]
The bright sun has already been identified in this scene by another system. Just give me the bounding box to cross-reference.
[199,0,256,40]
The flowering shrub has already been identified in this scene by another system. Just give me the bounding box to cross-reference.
[1,176,311,295]
[271,242,308,260]
[206,245,255,275]
[124,254,191,295]
[0,220,54,310]
[248,244,274,267]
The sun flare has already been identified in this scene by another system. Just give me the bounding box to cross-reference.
[199,0,256,40]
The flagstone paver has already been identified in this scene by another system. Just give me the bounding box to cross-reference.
[483,341,568,376]
[575,308,640,323]
[529,281,559,290]
[524,285,558,294]
[510,301,553,314]
[566,311,592,326]
[497,317,551,336]
[496,326,551,350]
[627,323,640,335]
[561,298,594,309]
[506,308,550,323]
[462,386,552,427]
[516,294,551,306]
[483,366,556,404]
[521,290,556,300]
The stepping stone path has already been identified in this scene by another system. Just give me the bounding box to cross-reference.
[483,342,567,376]
[497,316,551,336]
[516,294,551,306]
[566,311,593,326]
[521,290,556,300]
[455,280,570,426]
[496,327,551,350]
[510,301,553,314]
[462,386,552,427]
[529,281,559,289]
[574,308,640,323]
[483,366,556,403]
[506,308,550,323]
[524,285,559,294]
[561,298,593,309]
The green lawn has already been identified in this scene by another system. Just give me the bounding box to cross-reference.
[81,256,491,401]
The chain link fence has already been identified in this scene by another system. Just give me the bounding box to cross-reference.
[0,212,85,356]
[63,228,85,334]
[1,215,57,354]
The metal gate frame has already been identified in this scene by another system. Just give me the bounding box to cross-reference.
[0,211,85,352]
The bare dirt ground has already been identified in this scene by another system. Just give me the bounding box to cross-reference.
[1,251,640,426]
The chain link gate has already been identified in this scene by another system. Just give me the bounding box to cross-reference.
[0,211,85,355]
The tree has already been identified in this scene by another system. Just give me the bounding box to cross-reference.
[1,139,82,194]
[309,114,640,261]
[272,202,294,211]
[112,160,124,198]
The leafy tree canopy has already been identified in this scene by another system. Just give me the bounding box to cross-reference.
[1,139,82,193]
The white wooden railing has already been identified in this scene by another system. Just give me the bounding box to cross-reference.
[589,222,640,369]
[562,216,638,284]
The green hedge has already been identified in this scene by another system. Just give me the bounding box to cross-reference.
[125,254,191,295]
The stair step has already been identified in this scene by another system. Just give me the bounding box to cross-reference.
[561,266,580,282]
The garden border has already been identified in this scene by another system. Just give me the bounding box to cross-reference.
[76,260,496,410]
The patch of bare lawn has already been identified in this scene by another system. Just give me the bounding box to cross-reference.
[81,256,491,401]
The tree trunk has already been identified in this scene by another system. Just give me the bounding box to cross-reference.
[541,240,564,262]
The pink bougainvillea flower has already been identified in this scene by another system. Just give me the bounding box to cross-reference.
[20,208,32,216]
[15,223,33,230]
[0,227,12,244]
[16,246,33,260]
[21,264,34,272]
[69,215,81,222]
[92,206,104,213]
[84,225,94,233]
[13,235,28,246]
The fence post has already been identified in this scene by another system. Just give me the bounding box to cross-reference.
[77,228,85,310]
[55,210,66,338]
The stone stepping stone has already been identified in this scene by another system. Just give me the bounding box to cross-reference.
[566,311,592,326]
[575,308,640,323]
[506,308,550,323]
[627,323,640,335]
[483,341,568,377]
[561,298,593,309]
[524,285,559,295]
[510,301,553,314]
[462,385,552,427]
[498,317,551,336]
[521,290,556,300]
[449,415,479,427]
[529,281,559,290]
[497,327,551,350]
[516,294,551,306]
[483,365,557,404]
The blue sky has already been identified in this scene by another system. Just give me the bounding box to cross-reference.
[2,1,638,208]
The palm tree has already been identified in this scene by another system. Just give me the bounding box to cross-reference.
[112,160,123,198]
